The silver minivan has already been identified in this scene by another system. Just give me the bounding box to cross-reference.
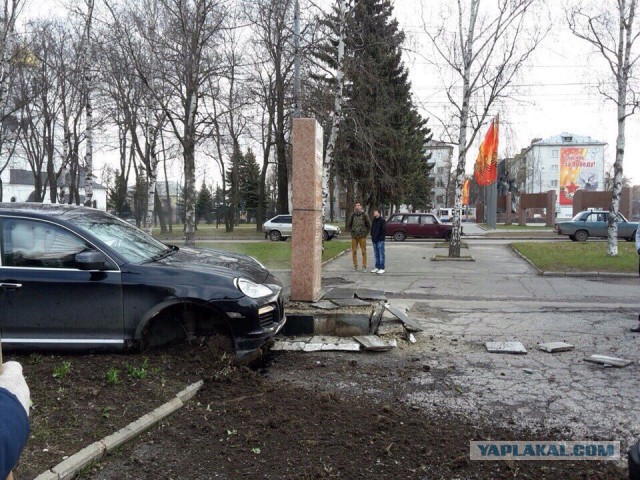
[263,214,340,242]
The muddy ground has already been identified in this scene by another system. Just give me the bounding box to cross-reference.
[12,341,625,480]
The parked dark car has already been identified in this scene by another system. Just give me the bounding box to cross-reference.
[0,203,286,362]
[555,210,638,242]
[386,213,457,241]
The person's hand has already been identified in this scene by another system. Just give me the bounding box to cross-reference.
[0,362,30,417]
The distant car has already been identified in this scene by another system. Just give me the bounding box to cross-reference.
[0,203,286,362]
[263,214,340,242]
[386,213,457,241]
[555,210,638,242]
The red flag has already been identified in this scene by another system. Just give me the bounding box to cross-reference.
[461,178,470,206]
[474,116,499,186]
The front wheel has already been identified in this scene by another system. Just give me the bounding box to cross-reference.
[322,230,329,241]
[575,230,589,242]
[393,231,406,242]
[269,230,282,242]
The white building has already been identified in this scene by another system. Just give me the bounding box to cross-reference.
[513,133,606,218]
[425,141,454,211]
[1,168,107,209]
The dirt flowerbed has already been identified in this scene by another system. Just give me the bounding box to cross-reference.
[11,346,623,480]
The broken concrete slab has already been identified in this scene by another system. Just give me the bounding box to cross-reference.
[271,340,308,351]
[353,335,397,351]
[369,301,386,334]
[311,300,340,310]
[485,341,527,354]
[584,354,633,368]
[331,298,370,307]
[377,321,406,336]
[306,336,361,352]
[323,288,356,300]
[384,304,424,332]
[356,289,388,301]
[539,342,575,353]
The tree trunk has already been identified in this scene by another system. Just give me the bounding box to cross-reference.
[449,0,478,258]
[322,0,346,224]
[83,0,95,207]
[183,117,197,246]
[607,0,635,256]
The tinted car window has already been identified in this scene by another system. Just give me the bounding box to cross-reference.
[389,215,403,223]
[2,219,90,268]
[421,215,435,224]
[273,216,291,224]
[403,215,420,224]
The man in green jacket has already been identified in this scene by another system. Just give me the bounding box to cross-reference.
[347,202,371,272]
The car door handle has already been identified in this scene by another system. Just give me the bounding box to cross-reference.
[0,283,22,289]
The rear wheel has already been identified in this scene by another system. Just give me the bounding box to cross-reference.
[322,230,329,241]
[393,230,406,241]
[269,230,282,242]
[628,230,637,242]
[575,229,589,242]
[444,231,452,242]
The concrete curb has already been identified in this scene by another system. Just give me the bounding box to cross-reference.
[509,245,543,275]
[322,247,350,266]
[431,255,475,262]
[541,271,637,278]
[33,380,204,480]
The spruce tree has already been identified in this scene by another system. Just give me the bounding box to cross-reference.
[331,0,432,212]
[195,180,214,225]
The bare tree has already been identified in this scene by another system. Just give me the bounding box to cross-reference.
[423,0,546,256]
[568,0,640,256]
[82,0,95,206]
[107,0,227,245]
[245,0,296,215]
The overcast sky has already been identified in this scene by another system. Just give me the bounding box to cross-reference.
[22,0,640,185]
[397,0,639,182]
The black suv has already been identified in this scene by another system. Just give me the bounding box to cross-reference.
[0,203,286,362]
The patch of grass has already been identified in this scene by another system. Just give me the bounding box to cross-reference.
[52,361,71,379]
[485,224,553,230]
[512,241,638,273]
[126,357,149,380]
[197,240,350,269]
[107,367,122,385]
[154,223,263,240]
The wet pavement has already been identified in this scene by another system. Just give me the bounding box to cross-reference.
[310,235,640,449]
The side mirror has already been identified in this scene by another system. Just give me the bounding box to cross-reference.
[75,251,108,270]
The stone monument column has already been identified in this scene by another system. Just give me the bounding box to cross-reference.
[546,190,556,227]
[505,192,512,225]
[290,118,323,302]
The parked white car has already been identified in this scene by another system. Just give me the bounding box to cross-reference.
[263,214,340,242]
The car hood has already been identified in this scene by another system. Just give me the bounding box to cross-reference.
[155,246,271,284]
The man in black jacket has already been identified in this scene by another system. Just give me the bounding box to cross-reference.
[370,209,386,274]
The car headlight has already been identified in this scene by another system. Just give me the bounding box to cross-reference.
[234,278,273,298]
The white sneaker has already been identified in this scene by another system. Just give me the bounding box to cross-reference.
[371,268,379,273]
[377,269,385,274]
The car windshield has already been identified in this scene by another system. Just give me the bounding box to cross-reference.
[69,215,170,264]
